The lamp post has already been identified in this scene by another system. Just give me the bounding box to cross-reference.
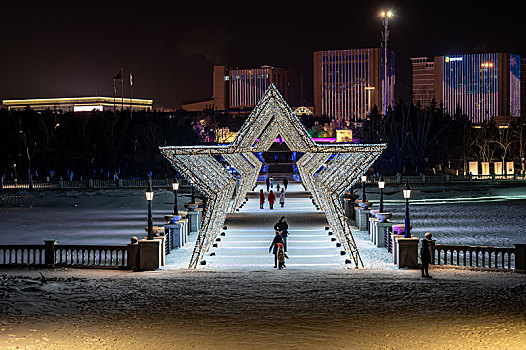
[172,179,179,216]
[145,181,154,240]
[379,10,394,115]
[378,176,385,213]
[402,181,411,238]
[361,174,367,202]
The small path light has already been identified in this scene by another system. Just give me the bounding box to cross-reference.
[378,175,385,213]
[172,179,179,216]
[403,181,412,238]
[145,180,154,240]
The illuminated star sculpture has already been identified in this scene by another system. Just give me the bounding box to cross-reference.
[161,85,386,268]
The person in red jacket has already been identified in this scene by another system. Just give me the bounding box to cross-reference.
[268,190,275,210]
[259,189,265,209]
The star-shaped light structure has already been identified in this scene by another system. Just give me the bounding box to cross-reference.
[161,85,386,268]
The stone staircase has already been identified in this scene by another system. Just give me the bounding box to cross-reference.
[204,183,346,269]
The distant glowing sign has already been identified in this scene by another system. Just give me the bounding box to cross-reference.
[445,56,463,62]
[74,105,103,112]
[336,130,353,143]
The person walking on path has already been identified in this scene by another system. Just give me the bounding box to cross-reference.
[266,177,270,192]
[274,216,289,251]
[277,243,289,269]
[283,177,288,190]
[274,153,279,165]
[268,190,275,210]
[269,231,284,268]
[421,232,433,278]
[279,188,285,207]
[259,189,265,209]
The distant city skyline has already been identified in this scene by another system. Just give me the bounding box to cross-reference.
[0,1,523,109]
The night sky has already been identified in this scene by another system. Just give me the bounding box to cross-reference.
[0,1,523,109]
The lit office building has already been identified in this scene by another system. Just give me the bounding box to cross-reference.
[313,48,395,122]
[410,57,436,107]
[183,65,303,111]
[2,97,153,112]
[411,53,521,122]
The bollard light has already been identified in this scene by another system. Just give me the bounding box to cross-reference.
[361,175,367,202]
[172,179,179,216]
[378,176,385,213]
[403,181,411,238]
[146,181,154,240]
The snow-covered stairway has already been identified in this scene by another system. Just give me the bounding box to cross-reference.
[204,183,347,269]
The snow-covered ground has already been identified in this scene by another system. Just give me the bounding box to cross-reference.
[1,183,525,349]
[365,183,526,247]
[0,268,524,349]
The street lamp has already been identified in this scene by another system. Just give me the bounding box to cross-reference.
[172,179,179,216]
[379,10,394,115]
[361,174,367,202]
[378,175,385,212]
[145,181,154,240]
[402,181,411,238]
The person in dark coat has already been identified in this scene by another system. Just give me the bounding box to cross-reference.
[268,190,275,209]
[269,231,284,268]
[274,216,289,251]
[283,177,288,190]
[259,189,265,209]
[266,177,270,192]
[421,232,433,278]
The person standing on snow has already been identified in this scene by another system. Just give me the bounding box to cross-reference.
[274,216,289,251]
[266,177,270,192]
[283,177,288,190]
[269,231,284,268]
[268,190,276,210]
[421,232,433,278]
[279,188,285,207]
[277,243,289,269]
[259,189,265,209]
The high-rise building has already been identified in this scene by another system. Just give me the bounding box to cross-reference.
[313,48,395,122]
[410,57,436,107]
[183,65,303,111]
[411,53,521,122]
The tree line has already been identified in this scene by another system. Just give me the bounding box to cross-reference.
[0,108,199,181]
[357,101,526,175]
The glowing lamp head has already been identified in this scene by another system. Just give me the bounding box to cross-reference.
[145,183,154,201]
[361,175,367,183]
[403,182,411,199]
[380,11,386,17]
[387,11,394,17]
[172,181,179,191]
[378,178,385,189]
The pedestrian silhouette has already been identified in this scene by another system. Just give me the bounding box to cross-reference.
[268,190,275,210]
[269,231,284,268]
[259,189,265,209]
[421,232,432,278]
